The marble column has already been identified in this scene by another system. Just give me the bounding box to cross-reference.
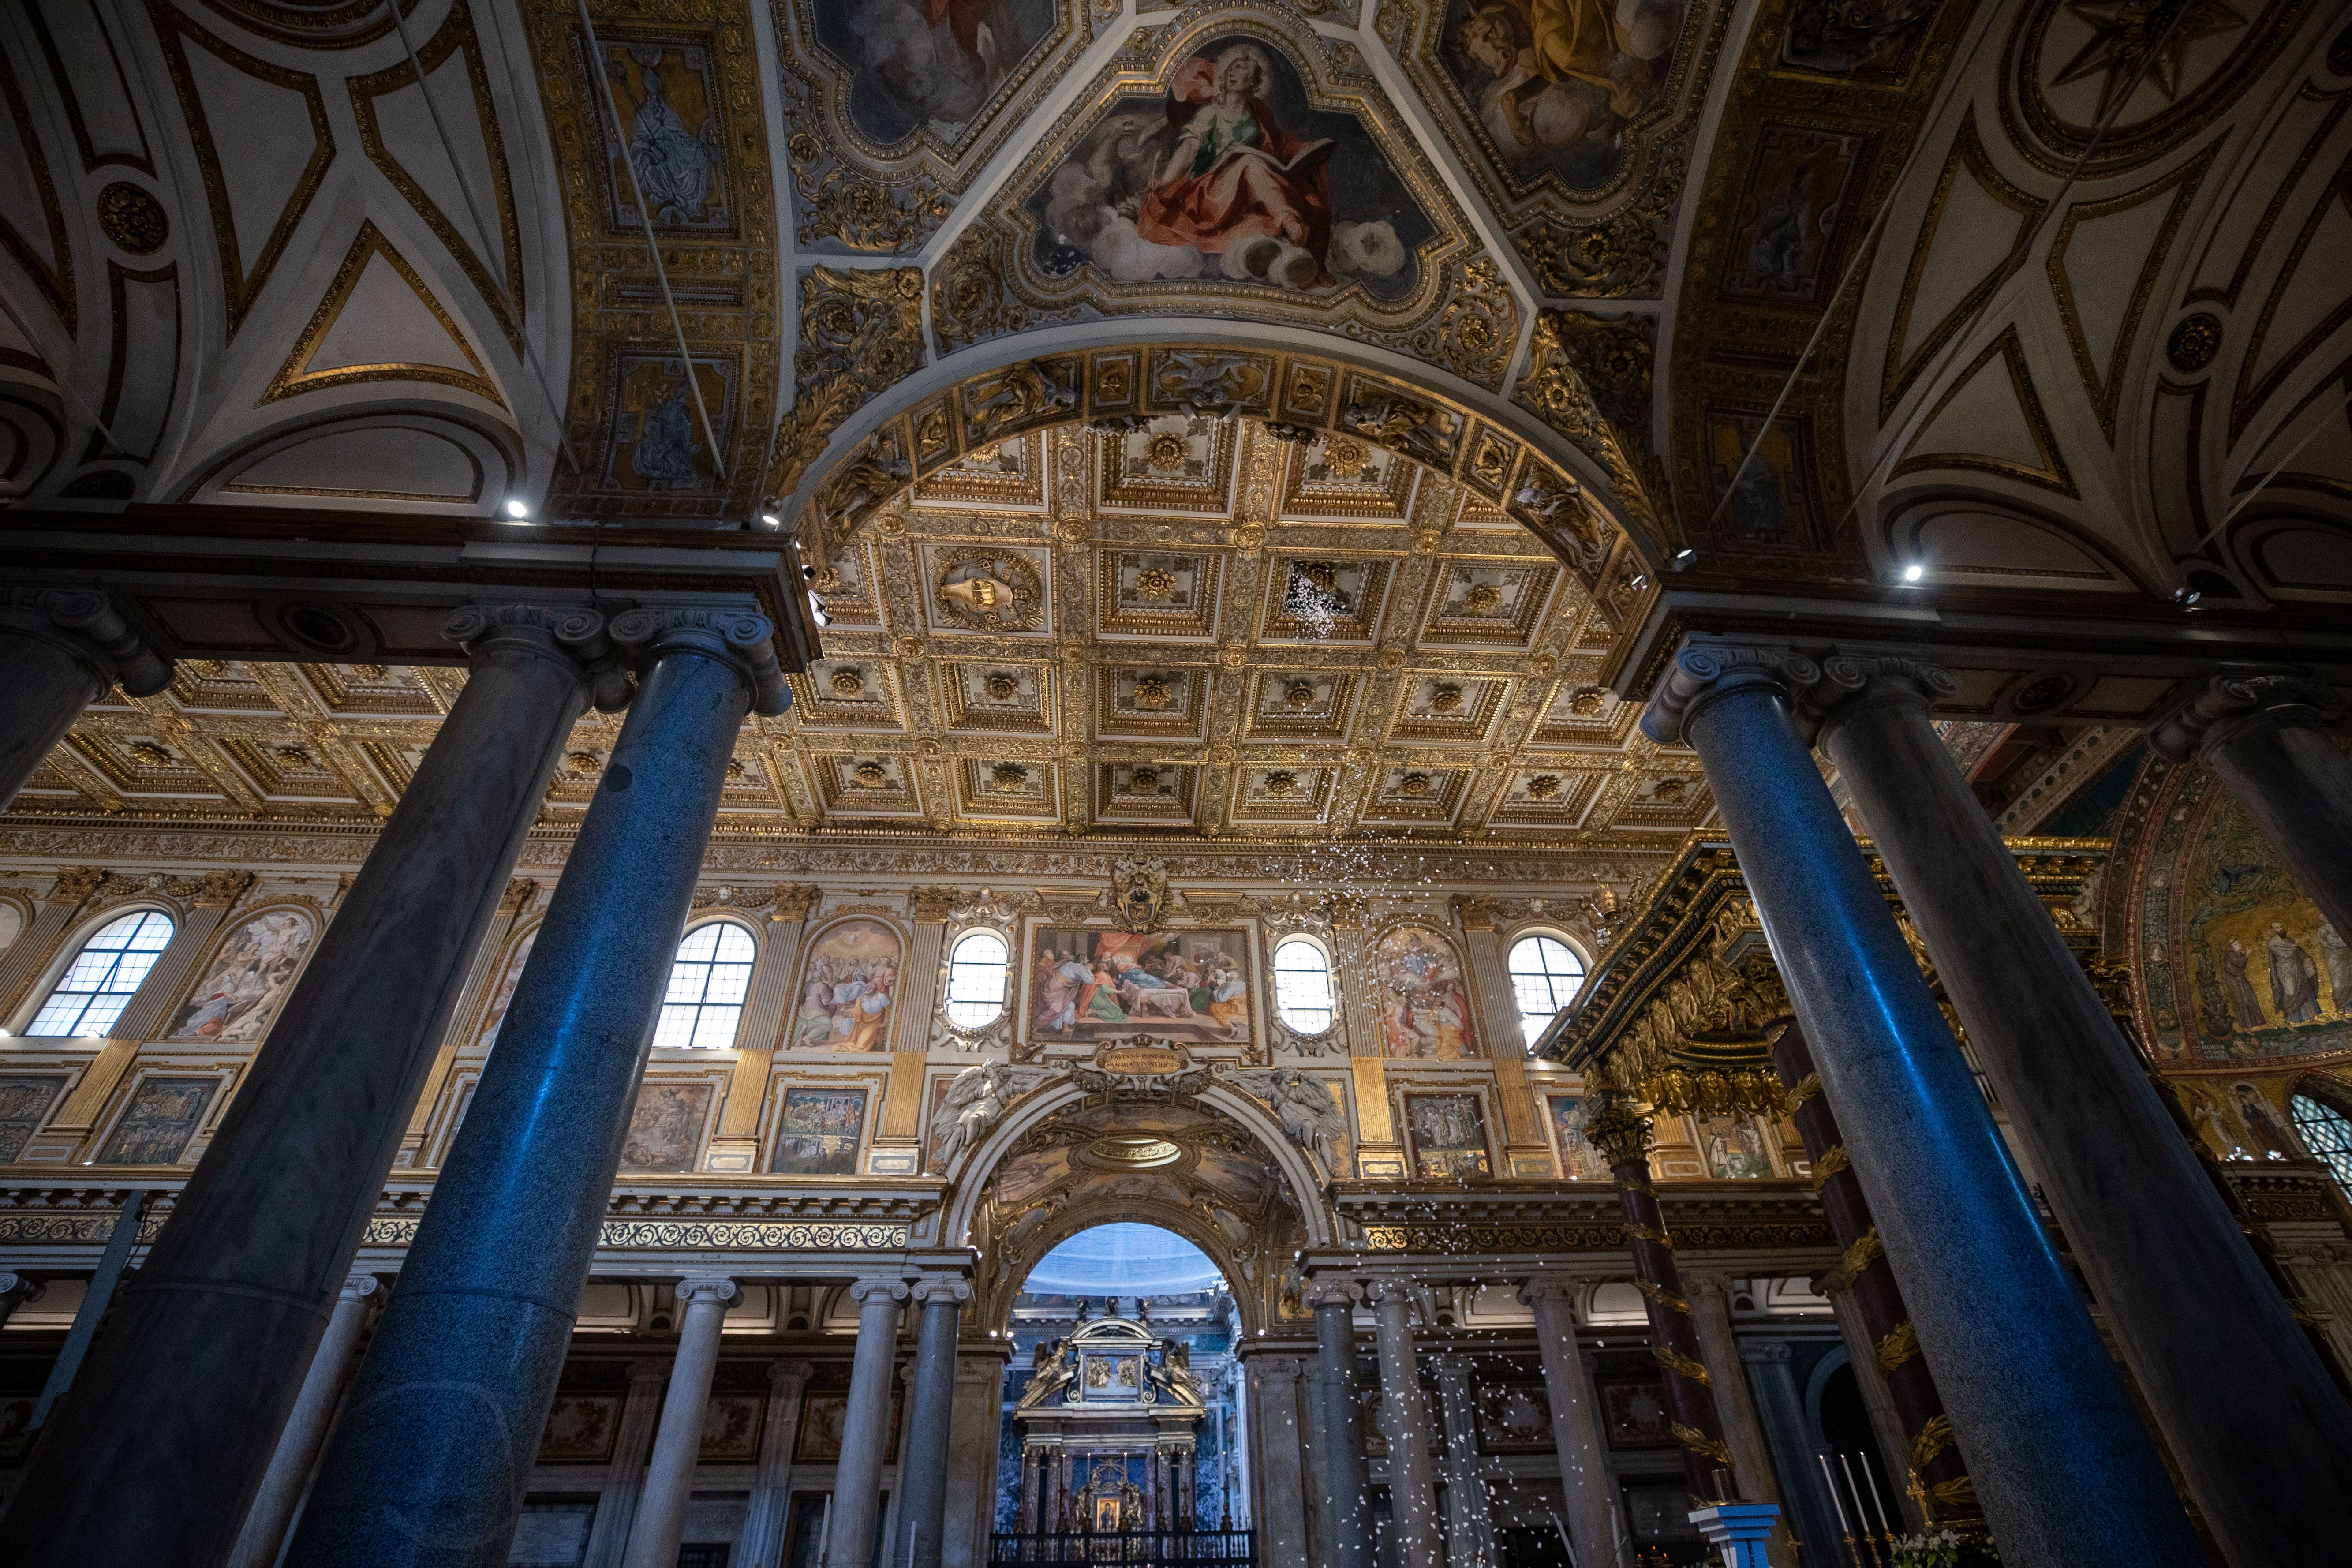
[903,1278,969,1568]
[1815,655,2352,1565]
[0,588,171,810]
[585,1362,674,1568]
[1520,1281,1617,1568]
[5,603,628,1568]
[1584,1103,1734,1505]
[2150,673,2352,936]
[1642,641,2202,1568]
[1769,1022,1970,1531]
[738,1359,811,1568]
[1681,1275,1780,1516]
[1739,1344,1848,1559]
[226,1276,383,1568]
[1020,1448,1043,1532]
[621,1277,738,1568]
[0,1271,42,1330]
[1365,1282,1442,1568]
[830,1278,910,1568]
[285,608,784,1568]
[1309,1285,1371,1568]
[1429,1355,1494,1568]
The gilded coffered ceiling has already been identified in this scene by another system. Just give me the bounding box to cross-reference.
[6,415,1713,848]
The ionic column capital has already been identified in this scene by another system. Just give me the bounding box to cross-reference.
[1302,1280,1359,1310]
[1517,1277,1578,1308]
[0,587,172,696]
[2147,672,2348,763]
[849,1276,912,1305]
[610,605,792,716]
[1792,654,1959,745]
[674,1275,738,1306]
[339,1275,382,1303]
[911,1275,972,1305]
[441,603,631,712]
[1640,640,1823,745]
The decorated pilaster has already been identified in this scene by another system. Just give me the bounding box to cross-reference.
[1452,897,1556,1175]
[709,884,819,1172]
[1584,1098,1735,1505]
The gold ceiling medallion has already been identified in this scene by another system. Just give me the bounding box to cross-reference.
[1322,436,1370,479]
[1263,770,1298,797]
[261,221,505,408]
[1429,684,1464,712]
[830,669,866,697]
[1284,679,1319,709]
[934,548,1045,630]
[1145,432,1190,472]
[984,671,1022,700]
[1082,1133,1184,1168]
[1527,773,1563,800]
[96,184,168,256]
[1133,677,1174,711]
[852,760,889,788]
[991,761,1030,792]
[1132,566,1179,600]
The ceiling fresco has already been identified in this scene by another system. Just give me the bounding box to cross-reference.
[0,0,2345,631]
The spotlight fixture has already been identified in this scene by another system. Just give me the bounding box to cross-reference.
[1671,546,1696,568]
[760,511,782,528]
[1901,563,1925,583]
[803,563,819,580]
[504,498,531,519]
[2173,586,2201,606]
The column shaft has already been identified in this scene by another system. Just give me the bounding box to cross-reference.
[830,1280,909,1568]
[1741,1344,1849,1556]
[1769,1022,1973,1527]
[903,1285,968,1568]
[1367,1287,1441,1568]
[1648,648,2202,1568]
[1523,1287,1616,1568]
[1430,1355,1493,1568]
[0,588,166,809]
[1822,666,2352,1565]
[226,1276,382,1568]
[4,606,613,1568]
[286,620,762,1568]
[1681,1275,1776,1510]
[622,1278,737,1568]
[1312,1297,1371,1568]
[739,1361,810,1568]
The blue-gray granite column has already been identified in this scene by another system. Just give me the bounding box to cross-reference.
[1642,643,2203,1568]
[1311,1289,1371,1568]
[2151,674,2352,939]
[904,1277,969,1568]
[0,605,621,1568]
[830,1279,911,1568]
[0,588,172,809]
[282,610,781,1568]
[1817,657,2352,1566]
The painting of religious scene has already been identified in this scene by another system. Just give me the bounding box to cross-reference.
[1028,36,1435,298]
[95,1076,217,1165]
[1696,1113,1772,1177]
[618,1081,715,1174]
[796,1388,903,1461]
[1374,924,1480,1059]
[791,919,903,1052]
[1026,927,1253,1047]
[169,910,314,1043]
[1546,1091,1611,1179]
[770,1086,869,1175]
[593,39,730,230]
[602,352,735,495]
[2180,779,2352,1058]
[699,1393,765,1461]
[479,929,538,1047]
[1474,1381,1554,1452]
[0,1075,67,1164]
[1403,1091,1491,1178]
[1437,0,1682,189]
[810,0,1058,146]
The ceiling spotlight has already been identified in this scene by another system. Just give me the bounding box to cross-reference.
[1901,563,1925,583]
[2173,586,2201,606]
[760,511,782,528]
[1671,547,1696,569]
[504,498,530,519]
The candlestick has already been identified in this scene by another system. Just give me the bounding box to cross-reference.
[1838,1454,1885,1568]
[1818,1455,1862,1568]
[1860,1455,1896,1539]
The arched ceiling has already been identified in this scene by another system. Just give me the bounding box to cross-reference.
[0,0,2345,656]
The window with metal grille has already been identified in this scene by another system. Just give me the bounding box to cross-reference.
[1507,934,1585,1049]
[28,909,176,1037]
[651,921,756,1050]
[2290,1092,2352,1197]
[945,929,1010,1028]
[1273,938,1334,1034]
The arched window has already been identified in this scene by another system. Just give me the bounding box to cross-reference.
[28,909,176,1037]
[2290,1092,2352,1196]
[651,921,756,1049]
[1273,937,1335,1034]
[1507,933,1585,1048]
[945,929,1010,1027]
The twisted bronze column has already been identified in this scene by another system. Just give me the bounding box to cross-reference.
[1587,1098,1737,1505]
[1768,1020,1978,1528]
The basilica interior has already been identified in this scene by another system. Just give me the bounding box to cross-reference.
[1,0,2351,1564]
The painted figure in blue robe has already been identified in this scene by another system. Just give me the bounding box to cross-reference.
[632,378,700,490]
[611,50,715,224]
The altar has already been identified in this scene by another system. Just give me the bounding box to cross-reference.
[1010,1305,1210,1533]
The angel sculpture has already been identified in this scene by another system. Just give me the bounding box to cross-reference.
[932,1061,1040,1168]
[1021,1337,1075,1404]
[1222,1066,1349,1176]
